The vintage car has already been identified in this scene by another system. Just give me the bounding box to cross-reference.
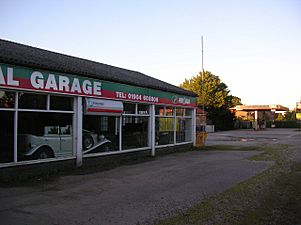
[19,125,113,160]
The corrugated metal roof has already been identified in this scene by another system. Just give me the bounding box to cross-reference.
[0,39,197,97]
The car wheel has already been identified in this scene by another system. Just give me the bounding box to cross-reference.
[83,135,94,150]
[33,147,54,160]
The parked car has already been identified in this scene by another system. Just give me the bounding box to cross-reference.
[19,125,113,160]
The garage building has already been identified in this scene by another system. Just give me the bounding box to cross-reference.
[0,39,197,168]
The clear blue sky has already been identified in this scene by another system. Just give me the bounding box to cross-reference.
[1,0,300,109]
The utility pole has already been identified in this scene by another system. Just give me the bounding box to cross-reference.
[297,101,301,131]
[201,36,205,144]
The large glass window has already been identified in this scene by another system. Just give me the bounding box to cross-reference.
[0,90,74,164]
[83,102,150,153]
[83,115,119,153]
[0,111,14,163]
[176,118,192,143]
[175,107,193,143]
[17,112,73,161]
[121,103,150,150]
[0,87,195,165]
[155,105,175,146]
[122,116,148,149]
[155,117,174,145]
[156,106,193,146]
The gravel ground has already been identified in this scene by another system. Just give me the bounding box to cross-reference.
[207,128,301,159]
[206,129,301,225]
[0,137,274,225]
[156,128,301,225]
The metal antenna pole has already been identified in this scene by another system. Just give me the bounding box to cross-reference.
[201,36,205,145]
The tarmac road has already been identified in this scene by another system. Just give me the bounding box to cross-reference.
[1,129,295,225]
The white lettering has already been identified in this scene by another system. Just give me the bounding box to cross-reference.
[93,81,102,95]
[27,70,105,96]
[116,91,127,99]
[59,76,70,92]
[178,97,191,105]
[0,67,19,86]
[45,74,58,90]
[30,71,44,89]
[128,93,142,100]
[143,95,158,103]
[7,68,19,86]
[0,67,5,85]
[82,80,92,94]
[70,78,81,93]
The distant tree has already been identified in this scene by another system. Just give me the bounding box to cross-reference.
[180,71,241,130]
[180,71,241,108]
[276,113,284,121]
[284,110,296,121]
[227,95,242,108]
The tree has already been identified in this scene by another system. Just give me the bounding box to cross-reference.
[180,71,241,130]
[181,71,230,108]
[284,110,296,121]
[227,95,242,108]
[276,113,284,121]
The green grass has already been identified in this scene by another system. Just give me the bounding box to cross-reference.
[203,144,287,164]
[247,144,287,164]
[238,163,301,225]
[156,144,301,225]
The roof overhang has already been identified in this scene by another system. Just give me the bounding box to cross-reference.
[232,104,289,112]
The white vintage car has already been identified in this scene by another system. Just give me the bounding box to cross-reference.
[20,125,113,160]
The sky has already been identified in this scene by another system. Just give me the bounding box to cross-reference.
[1,0,300,109]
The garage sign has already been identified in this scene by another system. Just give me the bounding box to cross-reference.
[0,63,197,107]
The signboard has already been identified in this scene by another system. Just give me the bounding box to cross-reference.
[0,63,197,107]
[296,113,301,120]
[85,98,123,115]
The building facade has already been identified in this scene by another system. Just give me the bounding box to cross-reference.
[0,39,198,168]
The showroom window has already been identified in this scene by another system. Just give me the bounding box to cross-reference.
[18,92,74,161]
[82,102,150,155]
[0,89,75,164]
[83,115,120,154]
[176,108,193,143]
[155,106,175,146]
[0,90,16,163]
[0,111,14,163]
[122,103,150,150]
[155,106,193,146]
[17,112,73,161]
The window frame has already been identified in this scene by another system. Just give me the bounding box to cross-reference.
[0,89,75,167]
[155,105,193,147]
